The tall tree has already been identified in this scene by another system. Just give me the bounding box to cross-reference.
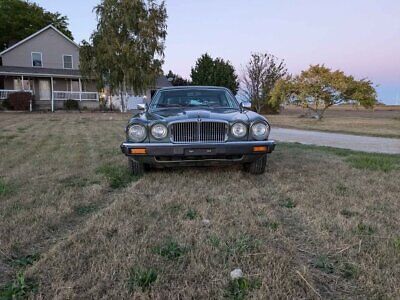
[191,53,239,94]
[270,65,377,119]
[0,0,73,51]
[166,70,190,86]
[242,52,287,113]
[80,0,167,112]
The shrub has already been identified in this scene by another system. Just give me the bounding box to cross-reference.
[8,92,32,111]
[64,99,80,110]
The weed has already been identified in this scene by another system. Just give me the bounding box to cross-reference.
[340,209,358,218]
[184,209,198,220]
[74,204,98,216]
[96,164,138,189]
[258,218,279,231]
[127,267,158,292]
[339,262,358,279]
[279,198,296,209]
[224,277,261,300]
[314,256,335,274]
[164,203,183,214]
[225,235,260,256]
[0,178,13,197]
[208,235,221,248]
[356,222,375,235]
[346,154,400,172]
[0,273,37,299]
[9,253,40,268]
[393,237,400,251]
[336,183,348,196]
[153,239,188,260]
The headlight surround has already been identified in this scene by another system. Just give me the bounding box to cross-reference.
[151,123,168,139]
[251,122,270,140]
[128,124,147,142]
[231,122,247,138]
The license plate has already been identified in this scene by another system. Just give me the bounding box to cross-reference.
[185,148,215,155]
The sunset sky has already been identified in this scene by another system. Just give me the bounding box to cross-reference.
[34,0,400,104]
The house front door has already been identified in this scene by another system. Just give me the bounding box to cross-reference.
[39,79,51,100]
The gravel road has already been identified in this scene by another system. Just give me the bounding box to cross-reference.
[270,128,400,154]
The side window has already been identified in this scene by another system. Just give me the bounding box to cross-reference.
[63,55,73,69]
[32,52,42,67]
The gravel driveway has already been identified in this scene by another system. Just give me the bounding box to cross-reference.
[270,128,400,154]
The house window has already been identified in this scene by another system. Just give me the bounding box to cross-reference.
[63,55,73,69]
[32,52,42,67]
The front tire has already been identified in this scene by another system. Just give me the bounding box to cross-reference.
[243,154,267,175]
[129,158,145,176]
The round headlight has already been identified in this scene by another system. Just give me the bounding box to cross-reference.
[151,124,168,139]
[251,122,269,140]
[231,122,247,138]
[128,124,147,142]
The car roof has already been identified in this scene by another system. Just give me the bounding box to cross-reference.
[158,86,231,92]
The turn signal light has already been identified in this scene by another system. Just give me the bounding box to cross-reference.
[253,146,268,152]
[130,148,147,155]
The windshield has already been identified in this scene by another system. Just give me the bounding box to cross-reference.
[150,88,239,110]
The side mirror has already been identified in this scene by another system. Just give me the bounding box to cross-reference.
[137,103,148,111]
[240,101,252,110]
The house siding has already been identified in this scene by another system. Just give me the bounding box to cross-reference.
[2,28,79,70]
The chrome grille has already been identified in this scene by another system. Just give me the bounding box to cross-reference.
[171,121,227,143]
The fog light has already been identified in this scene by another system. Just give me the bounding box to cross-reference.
[130,148,147,154]
[253,146,268,152]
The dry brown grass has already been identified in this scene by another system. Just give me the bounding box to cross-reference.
[268,106,400,138]
[0,112,399,299]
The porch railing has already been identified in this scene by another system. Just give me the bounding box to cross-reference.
[53,91,99,101]
[0,89,33,100]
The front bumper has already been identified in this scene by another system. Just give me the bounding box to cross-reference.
[120,140,276,166]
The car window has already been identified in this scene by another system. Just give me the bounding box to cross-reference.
[150,89,239,109]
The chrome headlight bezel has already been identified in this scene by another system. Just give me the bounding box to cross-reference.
[128,124,147,142]
[251,122,270,140]
[150,123,168,140]
[231,122,247,138]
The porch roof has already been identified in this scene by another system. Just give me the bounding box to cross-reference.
[0,66,82,78]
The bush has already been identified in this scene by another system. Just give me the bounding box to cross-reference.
[64,99,80,110]
[8,92,32,111]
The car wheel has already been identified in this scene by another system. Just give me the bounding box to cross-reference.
[129,158,145,176]
[243,154,267,175]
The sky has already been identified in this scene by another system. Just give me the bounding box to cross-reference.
[34,0,400,105]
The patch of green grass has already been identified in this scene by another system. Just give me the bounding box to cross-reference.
[74,204,98,216]
[258,217,280,231]
[152,239,188,260]
[314,255,335,274]
[0,273,37,299]
[164,203,183,214]
[336,183,348,196]
[340,209,359,218]
[208,234,221,248]
[16,127,28,133]
[184,208,198,220]
[127,267,158,292]
[59,176,99,188]
[96,164,139,189]
[224,277,261,300]
[0,178,13,197]
[339,262,358,279]
[279,198,296,209]
[0,134,18,145]
[345,154,400,172]
[9,253,40,268]
[224,235,261,256]
[393,237,400,252]
[356,222,375,235]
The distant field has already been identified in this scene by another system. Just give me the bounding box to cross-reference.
[268,106,400,138]
[1,113,400,299]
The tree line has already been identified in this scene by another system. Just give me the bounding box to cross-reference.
[1,0,377,118]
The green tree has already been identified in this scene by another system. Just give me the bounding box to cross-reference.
[190,53,239,94]
[271,65,377,119]
[166,70,190,86]
[0,0,73,51]
[80,0,167,112]
[242,52,287,113]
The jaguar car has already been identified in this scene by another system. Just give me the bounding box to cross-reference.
[120,86,276,175]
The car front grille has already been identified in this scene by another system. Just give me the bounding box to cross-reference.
[170,121,227,143]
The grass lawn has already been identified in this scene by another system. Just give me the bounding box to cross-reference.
[267,106,400,138]
[0,112,399,299]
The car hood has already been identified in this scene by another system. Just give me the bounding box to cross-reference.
[144,108,250,123]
